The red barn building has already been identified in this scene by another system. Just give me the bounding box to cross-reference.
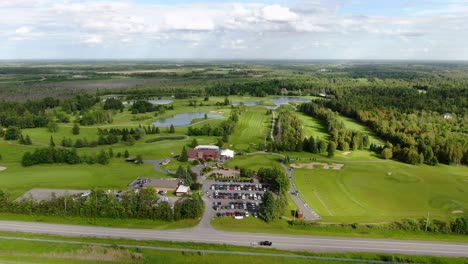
[188,149,219,160]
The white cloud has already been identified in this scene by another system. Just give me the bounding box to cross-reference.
[262,4,299,22]
[15,26,32,35]
[0,0,466,59]
[81,35,103,45]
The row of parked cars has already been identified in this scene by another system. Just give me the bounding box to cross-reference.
[211,184,267,192]
[214,178,254,183]
[216,211,258,218]
[211,191,263,201]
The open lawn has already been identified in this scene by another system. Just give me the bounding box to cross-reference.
[337,115,384,145]
[0,159,168,198]
[293,161,468,223]
[229,106,271,152]
[293,112,329,140]
[224,154,283,171]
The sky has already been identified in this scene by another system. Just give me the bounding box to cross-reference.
[0,0,467,60]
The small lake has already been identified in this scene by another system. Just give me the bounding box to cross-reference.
[232,101,261,106]
[152,112,223,127]
[270,97,310,105]
[148,100,173,105]
[122,100,173,105]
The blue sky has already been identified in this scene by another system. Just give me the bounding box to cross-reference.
[1,0,467,60]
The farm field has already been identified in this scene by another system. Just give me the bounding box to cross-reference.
[292,161,468,223]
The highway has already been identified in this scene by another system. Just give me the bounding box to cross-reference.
[0,220,467,257]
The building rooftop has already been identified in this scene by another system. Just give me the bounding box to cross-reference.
[194,145,220,150]
[176,185,190,193]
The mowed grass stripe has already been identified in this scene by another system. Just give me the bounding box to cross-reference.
[230,107,270,152]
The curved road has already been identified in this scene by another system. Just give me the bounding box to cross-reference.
[0,220,467,257]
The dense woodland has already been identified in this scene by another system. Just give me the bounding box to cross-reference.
[0,62,467,165]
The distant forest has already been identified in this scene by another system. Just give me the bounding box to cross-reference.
[0,61,466,165]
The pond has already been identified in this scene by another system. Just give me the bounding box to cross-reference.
[122,99,173,105]
[148,100,173,105]
[152,112,223,127]
[232,101,262,106]
[270,97,311,105]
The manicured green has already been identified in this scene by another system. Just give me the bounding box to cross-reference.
[337,115,384,145]
[293,161,468,223]
[293,112,329,140]
[225,154,283,171]
[229,106,271,152]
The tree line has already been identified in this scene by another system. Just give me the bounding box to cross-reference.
[0,189,203,222]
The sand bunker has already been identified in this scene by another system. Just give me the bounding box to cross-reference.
[0,166,7,172]
[343,151,352,156]
[290,162,344,170]
[452,210,464,214]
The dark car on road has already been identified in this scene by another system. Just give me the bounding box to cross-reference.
[259,241,272,246]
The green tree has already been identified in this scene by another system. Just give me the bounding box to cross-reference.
[108,148,114,158]
[168,124,175,133]
[97,149,110,165]
[262,190,276,222]
[327,141,336,158]
[4,126,21,140]
[47,121,58,133]
[126,135,135,146]
[381,148,393,159]
[25,135,32,145]
[72,123,80,135]
[180,146,188,162]
[124,149,130,158]
[50,136,55,147]
[176,165,185,179]
[191,138,199,148]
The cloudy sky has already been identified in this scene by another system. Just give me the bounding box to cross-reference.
[1,0,467,60]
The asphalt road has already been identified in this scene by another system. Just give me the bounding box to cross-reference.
[0,220,467,257]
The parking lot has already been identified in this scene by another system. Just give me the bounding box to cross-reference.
[206,180,268,219]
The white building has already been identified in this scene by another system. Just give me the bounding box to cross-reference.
[220,149,235,160]
[195,145,220,151]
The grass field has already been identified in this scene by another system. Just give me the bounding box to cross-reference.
[224,154,283,171]
[293,161,468,223]
[337,115,384,145]
[0,231,465,264]
[293,112,329,140]
[229,106,271,152]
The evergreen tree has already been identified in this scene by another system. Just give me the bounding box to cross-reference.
[25,135,32,145]
[180,146,188,162]
[126,135,135,146]
[97,149,110,165]
[50,136,55,147]
[72,123,80,135]
[124,149,130,158]
[108,148,114,158]
[191,138,199,148]
[169,124,175,133]
[327,141,336,158]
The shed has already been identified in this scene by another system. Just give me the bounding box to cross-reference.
[176,185,190,197]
